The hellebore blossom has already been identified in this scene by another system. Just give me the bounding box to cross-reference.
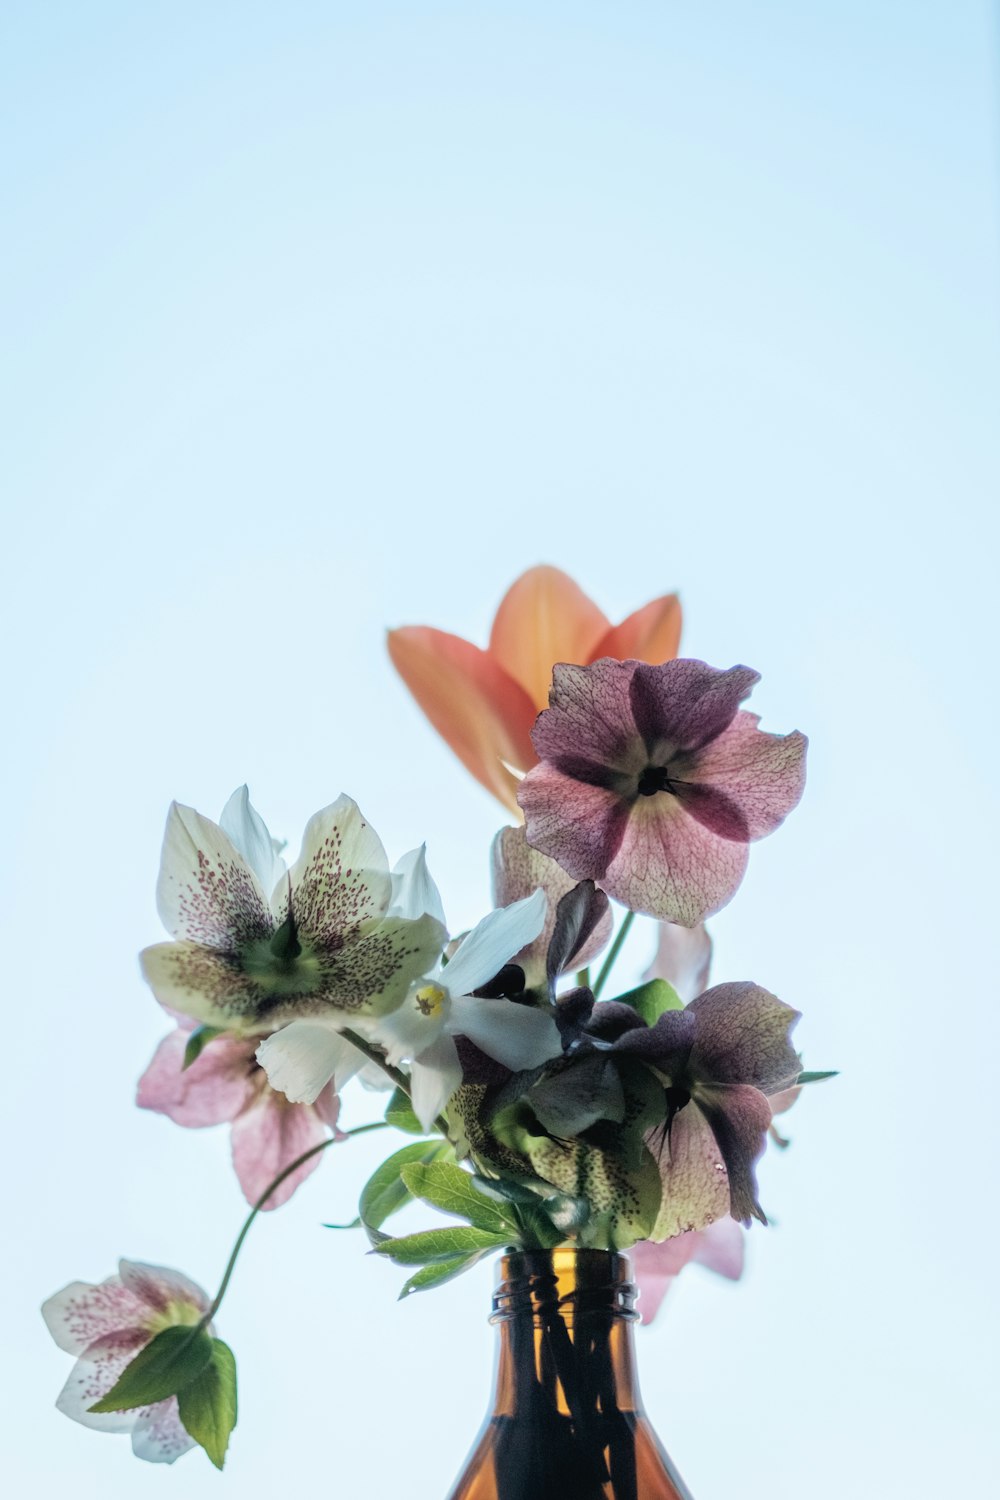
[490,824,613,991]
[137,1023,342,1209]
[259,850,562,1130]
[140,793,445,1033]
[42,1261,214,1464]
[388,565,683,811]
[631,1219,745,1324]
[518,658,807,925]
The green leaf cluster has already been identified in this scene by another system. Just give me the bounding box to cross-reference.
[88,1324,237,1470]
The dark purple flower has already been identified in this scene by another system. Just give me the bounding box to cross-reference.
[517,658,807,925]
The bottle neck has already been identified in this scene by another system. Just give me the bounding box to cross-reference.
[490,1248,643,1420]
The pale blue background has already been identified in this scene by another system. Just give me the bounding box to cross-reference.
[3,3,998,1496]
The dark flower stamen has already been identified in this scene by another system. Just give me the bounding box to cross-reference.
[637,765,677,798]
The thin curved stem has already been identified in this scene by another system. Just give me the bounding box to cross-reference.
[592,910,635,999]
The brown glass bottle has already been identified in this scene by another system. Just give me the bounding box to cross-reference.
[446,1248,694,1500]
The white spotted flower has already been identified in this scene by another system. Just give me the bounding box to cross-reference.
[259,848,562,1130]
[140,790,446,1035]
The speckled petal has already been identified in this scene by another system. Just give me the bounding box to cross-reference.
[681,711,808,840]
[118,1261,211,1320]
[282,795,392,944]
[488,565,611,711]
[54,1330,151,1432]
[139,941,266,1030]
[693,1084,774,1225]
[491,825,612,983]
[518,763,631,883]
[314,912,446,1017]
[130,1397,197,1464]
[688,982,801,1093]
[230,1090,332,1208]
[136,1028,256,1127]
[603,795,749,925]
[42,1277,150,1356]
[156,802,273,949]
[643,921,713,1004]
[646,1102,732,1241]
[531,659,646,776]
[628,661,760,756]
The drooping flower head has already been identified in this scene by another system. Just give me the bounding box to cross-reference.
[388,566,683,811]
[140,791,445,1034]
[518,658,807,925]
[42,1262,214,1465]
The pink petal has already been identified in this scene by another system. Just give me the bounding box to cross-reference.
[42,1277,150,1356]
[694,1084,774,1226]
[312,1081,343,1131]
[769,1084,802,1117]
[683,711,807,840]
[490,825,613,982]
[137,1028,257,1127]
[156,802,273,948]
[229,1092,330,1209]
[55,1329,150,1432]
[631,1235,700,1324]
[131,1397,197,1464]
[118,1261,212,1320]
[646,1102,732,1241]
[604,794,749,925]
[691,1217,745,1281]
[628,661,760,755]
[643,920,713,1004]
[531,659,647,776]
[518,763,631,882]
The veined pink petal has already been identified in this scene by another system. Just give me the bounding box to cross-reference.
[769,1083,802,1117]
[230,1092,331,1208]
[604,795,749,925]
[131,1397,197,1464]
[490,825,612,983]
[156,802,272,949]
[42,1277,151,1356]
[518,763,631,882]
[139,941,266,1031]
[628,661,760,756]
[631,1235,700,1324]
[683,711,807,840]
[646,1103,731,1241]
[137,1028,256,1128]
[488,566,610,711]
[591,593,683,668]
[118,1261,211,1320]
[388,625,538,810]
[531,659,646,775]
[282,795,392,944]
[691,1217,745,1280]
[643,920,713,1004]
[312,1081,343,1130]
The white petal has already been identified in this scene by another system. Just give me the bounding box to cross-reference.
[283,795,392,937]
[55,1336,148,1433]
[389,845,447,927]
[356,992,445,1068]
[448,994,562,1071]
[409,1033,463,1130]
[256,1021,365,1104]
[130,1398,197,1464]
[220,785,287,899]
[443,889,547,997]
[156,801,272,947]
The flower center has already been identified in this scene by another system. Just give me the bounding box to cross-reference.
[637,765,677,797]
[415,983,447,1018]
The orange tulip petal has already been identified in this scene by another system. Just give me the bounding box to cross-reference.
[387,626,538,812]
[488,565,610,711]
[592,592,683,666]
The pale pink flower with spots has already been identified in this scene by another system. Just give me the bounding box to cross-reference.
[137,1022,344,1208]
[140,789,446,1035]
[42,1261,213,1464]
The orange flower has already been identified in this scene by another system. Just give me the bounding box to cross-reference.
[387,565,682,812]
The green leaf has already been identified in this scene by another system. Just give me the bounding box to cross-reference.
[322,1216,361,1231]
[358,1140,448,1246]
[398,1250,491,1299]
[373,1225,510,1265]
[88,1325,213,1413]
[183,1027,225,1070]
[613,978,684,1026]
[177,1338,238,1471]
[384,1087,427,1135]
[528,1055,626,1137]
[399,1161,519,1234]
[796,1069,838,1085]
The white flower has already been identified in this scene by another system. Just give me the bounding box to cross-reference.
[140,791,446,1035]
[259,849,562,1130]
[41,1261,213,1465]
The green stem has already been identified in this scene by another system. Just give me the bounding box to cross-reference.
[203,1120,389,1322]
[341,1027,412,1095]
[591,910,636,1000]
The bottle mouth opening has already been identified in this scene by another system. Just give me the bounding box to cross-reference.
[491,1248,639,1323]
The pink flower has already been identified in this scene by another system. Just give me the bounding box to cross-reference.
[41,1261,212,1464]
[518,658,807,925]
[137,1024,342,1209]
[631,1219,745,1325]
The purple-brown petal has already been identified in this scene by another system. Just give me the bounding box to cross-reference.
[680,711,807,841]
[518,763,631,882]
[693,1083,774,1225]
[531,659,647,775]
[688,982,801,1094]
[629,661,760,755]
